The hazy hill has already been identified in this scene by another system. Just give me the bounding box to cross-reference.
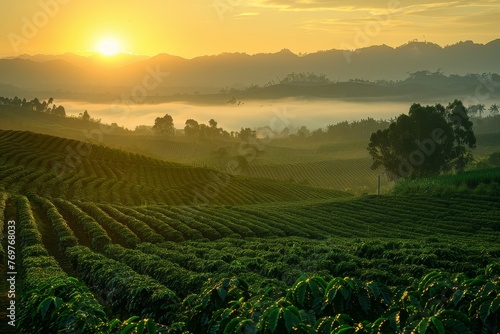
[1,40,499,95]
[0,129,350,205]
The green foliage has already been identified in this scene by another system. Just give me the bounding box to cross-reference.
[177,270,499,334]
[488,152,500,167]
[368,100,476,180]
[19,277,109,334]
[66,245,180,323]
[54,198,112,250]
[153,114,175,136]
[392,167,500,196]
[0,129,347,206]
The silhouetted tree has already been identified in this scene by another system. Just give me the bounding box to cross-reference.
[489,104,499,116]
[80,110,91,122]
[209,119,217,129]
[238,128,256,141]
[184,119,200,137]
[368,100,476,180]
[297,125,310,138]
[52,105,66,117]
[468,104,486,118]
[153,114,175,136]
[477,104,486,118]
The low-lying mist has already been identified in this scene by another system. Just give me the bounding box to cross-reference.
[60,98,421,132]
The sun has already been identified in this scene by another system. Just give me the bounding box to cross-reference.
[96,38,121,56]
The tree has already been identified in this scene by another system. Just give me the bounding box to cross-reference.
[80,110,90,121]
[184,119,200,137]
[152,114,175,136]
[368,100,476,180]
[238,128,256,141]
[208,119,220,137]
[297,125,310,138]
[489,104,499,116]
[209,119,217,129]
[52,105,66,117]
[477,104,486,118]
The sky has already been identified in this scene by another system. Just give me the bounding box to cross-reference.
[1,0,499,58]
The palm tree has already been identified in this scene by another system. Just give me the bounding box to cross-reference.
[489,104,499,116]
[477,104,486,118]
[467,105,478,117]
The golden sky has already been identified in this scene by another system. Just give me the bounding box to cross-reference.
[1,0,499,58]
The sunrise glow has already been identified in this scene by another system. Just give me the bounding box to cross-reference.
[95,38,121,56]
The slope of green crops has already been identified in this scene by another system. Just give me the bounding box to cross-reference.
[392,167,500,196]
[1,129,499,333]
[0,130,350,205]
[2,190,498,333]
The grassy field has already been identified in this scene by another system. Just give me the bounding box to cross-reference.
[0,128,499,333]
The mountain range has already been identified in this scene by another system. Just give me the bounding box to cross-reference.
[0,40,499,97]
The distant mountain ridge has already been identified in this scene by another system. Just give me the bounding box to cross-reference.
[0,40,499,95]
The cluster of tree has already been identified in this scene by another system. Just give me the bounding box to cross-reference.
[77,110,102,123]
[467,103,499,118]
[274,72,331,86]
[219,72,333,94]
[151,114,257,140]
[184,118,232,138]
[307,118,391,141]
[368,100,476,180]
[0,96,66,116]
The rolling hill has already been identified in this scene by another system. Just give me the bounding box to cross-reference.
[0,126,499,333]
[0,129,350,205]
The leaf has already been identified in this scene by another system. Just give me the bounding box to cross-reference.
[108,318,122,330]
[431,316,445,334]
[224,317,242,334]
[146,319,157,334]
[123,316,140,325]
[478,301,491,323]
[440,318,471,334]
[418,271,440,293]
[491,296,500,313]
[368,282,381,299]
[293,280,308,307]
[418,318,429,334]
[136,320,145,334]
[266,308,280,333]
[284,308,300,333]
[452,289,464,306]
[436,309,470,326]
[334,324,355,334]
[120,323,136,334]
[357,289,371,315]
[218,287,228,302]
[53,297,63,309]
[38,298,52,320]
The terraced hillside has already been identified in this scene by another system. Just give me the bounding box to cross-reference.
[1,187,499,332]
[0,129,499,333]
[0,130,350,205]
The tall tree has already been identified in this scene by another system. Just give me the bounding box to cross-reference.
[489,104,499,116]
[477,104,486,118]
[368,100,476,180]
[152,114,175,136]
[184,119,199,137]
[80,110,90,122]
